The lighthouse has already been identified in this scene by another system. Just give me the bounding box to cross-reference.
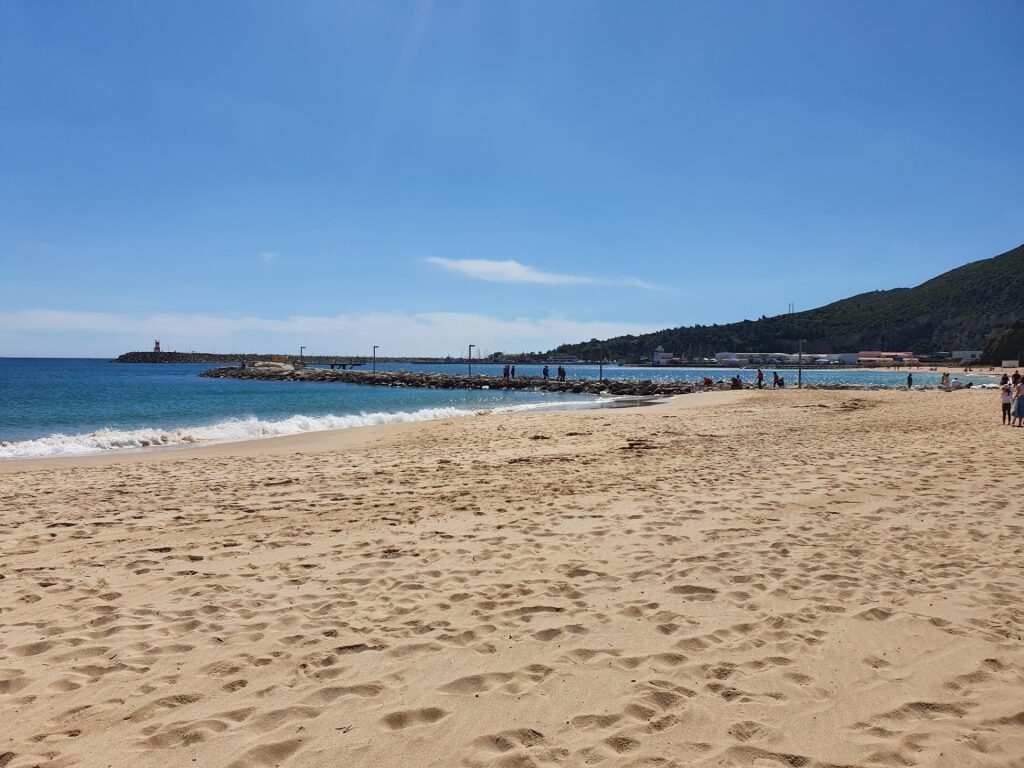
[154,340,161,353]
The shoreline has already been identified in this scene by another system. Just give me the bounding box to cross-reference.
[0,391,724,471]
[1,384,995,465]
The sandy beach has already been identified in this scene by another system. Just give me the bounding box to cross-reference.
[1,388,1022,768]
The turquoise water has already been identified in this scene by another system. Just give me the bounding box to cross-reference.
[0,359,995,458]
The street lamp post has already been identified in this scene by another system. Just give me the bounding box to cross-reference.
[373,345,379,373]
[300,346,306,367]
[468,345,475,376]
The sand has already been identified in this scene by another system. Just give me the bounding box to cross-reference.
[1,388,1022,768]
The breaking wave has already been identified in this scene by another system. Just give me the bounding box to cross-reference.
[0,399,604,460]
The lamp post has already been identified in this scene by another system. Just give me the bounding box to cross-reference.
[599,344,604,382]
[468,344,475,376]
[373,345,379,373]
[300,346,305,367]
[798,339,806,389]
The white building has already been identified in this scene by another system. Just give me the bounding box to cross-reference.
[952,350,983,362]
[652,346,675,366]
[826,353,860,365]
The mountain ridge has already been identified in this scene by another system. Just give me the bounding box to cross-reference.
[551,243,1024,360]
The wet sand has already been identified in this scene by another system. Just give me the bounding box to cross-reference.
[1,388,1022,768]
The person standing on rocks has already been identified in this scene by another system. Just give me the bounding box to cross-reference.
[511,365,516,380]
[543,365,549,381]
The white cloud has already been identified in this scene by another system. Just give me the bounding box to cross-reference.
[261,251,278,262]
[0,309,663,357]
[425,257,658,289]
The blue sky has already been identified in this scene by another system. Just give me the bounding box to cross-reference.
[2,1,1022,357]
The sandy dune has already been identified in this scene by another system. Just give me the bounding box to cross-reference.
[1,389,1022,768]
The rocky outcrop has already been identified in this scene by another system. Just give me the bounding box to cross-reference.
[199,365,708,396]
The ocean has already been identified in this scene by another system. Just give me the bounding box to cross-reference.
[0,358,995,458]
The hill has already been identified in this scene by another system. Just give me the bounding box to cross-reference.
[552,243,1024,361]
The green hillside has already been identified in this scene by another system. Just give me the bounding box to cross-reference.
[552,243,1024,360]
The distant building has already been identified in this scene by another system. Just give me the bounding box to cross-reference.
[547,354,577,364]
[952,350,982,362]
[652,346,675,366]
[858,351,919,366]
[715,351,801,365]
[826,353,860,365]
[153,340,161,352]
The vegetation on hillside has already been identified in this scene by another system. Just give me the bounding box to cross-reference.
[552,244,1024,361]
[982,322,1024,366]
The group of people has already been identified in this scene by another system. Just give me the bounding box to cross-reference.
[503,364,568,382]
[753,369,785,389]
[543,365,568,382]
[1000,370,1024,426]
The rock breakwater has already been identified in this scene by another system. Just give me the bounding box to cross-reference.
[199,364,705,396]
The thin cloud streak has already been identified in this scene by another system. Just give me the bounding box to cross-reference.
[425,257,659,290]
[0,309,663,357]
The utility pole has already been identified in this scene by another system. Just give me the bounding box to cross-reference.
[300,346,305,367]
[373,345,379,373]
[468,344,475,376]
[798,339,805,388]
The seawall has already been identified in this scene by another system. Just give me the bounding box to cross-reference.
[198,365,703,396]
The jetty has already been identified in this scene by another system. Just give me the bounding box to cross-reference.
[114,351,370,366]
[199,363,705,396]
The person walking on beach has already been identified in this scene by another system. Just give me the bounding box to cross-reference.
[772,371,780,388]
[1001,384,1013,425]
[1014,381,1024,427]
[756,368,764,389]
[907,372,913,389]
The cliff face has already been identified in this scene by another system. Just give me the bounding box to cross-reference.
[982,322,1024,366]
[552,243,1024,360]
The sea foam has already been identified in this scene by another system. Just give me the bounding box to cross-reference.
[0,400,602,460]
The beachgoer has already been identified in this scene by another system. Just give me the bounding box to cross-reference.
[756,368,764,389]
[907,372,913,389]
[778,376,785,388]
[543,365,549,381]
[1001,384,1013,425]
[503,364,509,380]
[511,365,516,380]
[951,377,961,390]
[1000,373,1009,386]
[1015,382,1024,427]
[1013,370,1021,387]
[772,371,780,388]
